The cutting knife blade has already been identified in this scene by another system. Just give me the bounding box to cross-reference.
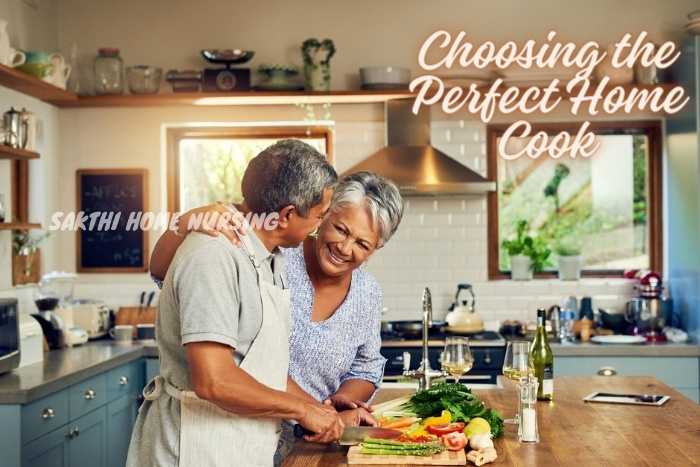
[293,424,401,446]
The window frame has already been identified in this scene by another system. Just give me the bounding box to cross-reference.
[165,124,334,215]
[486,120,663,280]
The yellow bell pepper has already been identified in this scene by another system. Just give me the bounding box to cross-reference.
[420,409,451,426]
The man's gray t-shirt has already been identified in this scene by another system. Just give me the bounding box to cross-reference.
[158,230,286,392]
[126,230,287,466]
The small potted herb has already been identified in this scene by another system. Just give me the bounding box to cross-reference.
[12,228,50,284]
[258,63,299,85]
[501,219,552,280]
[554,237,582,281]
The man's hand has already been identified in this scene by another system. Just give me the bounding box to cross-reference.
[297,402,345,444]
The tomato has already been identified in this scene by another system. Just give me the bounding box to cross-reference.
[440,432,468,451]
[426,422,466,436]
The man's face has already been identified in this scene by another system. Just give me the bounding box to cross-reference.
[281,188,333,247]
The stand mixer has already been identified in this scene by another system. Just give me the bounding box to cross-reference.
[625,270,673,342]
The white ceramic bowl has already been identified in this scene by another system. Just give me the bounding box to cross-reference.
[360,66,411,89]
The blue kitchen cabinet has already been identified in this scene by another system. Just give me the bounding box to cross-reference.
[145,357,159,382]
[15,359,145,467]
[22,406,108,467]
[555,356,700,403]
[106,360,144,467]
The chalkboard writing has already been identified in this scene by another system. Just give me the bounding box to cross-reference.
[77,169,149,272]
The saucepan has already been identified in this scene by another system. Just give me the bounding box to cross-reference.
[388,320,447,338]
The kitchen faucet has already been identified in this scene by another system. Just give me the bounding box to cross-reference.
[402,287,448,391]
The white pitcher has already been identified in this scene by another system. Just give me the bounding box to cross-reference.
[42,53,71,89]
[20,108,40,151]
[0,19,25,67]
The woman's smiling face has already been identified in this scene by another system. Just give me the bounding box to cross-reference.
[314,203,380,276]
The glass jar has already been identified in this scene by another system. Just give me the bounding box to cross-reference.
[94,47,123,94]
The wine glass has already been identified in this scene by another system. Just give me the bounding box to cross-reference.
[502,340,534,424]
[441,336,474,384]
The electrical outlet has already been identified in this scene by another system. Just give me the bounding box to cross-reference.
[22,0,39,8]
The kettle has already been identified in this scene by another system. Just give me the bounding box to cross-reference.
[445,284,484,333]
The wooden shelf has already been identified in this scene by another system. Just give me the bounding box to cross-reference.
[0,64,77,103]
[49,89,417,107]
[0,62,681,109]
[0,222,41,231]
[0,145,40,161]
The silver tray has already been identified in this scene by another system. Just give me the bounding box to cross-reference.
[583,392,670,406]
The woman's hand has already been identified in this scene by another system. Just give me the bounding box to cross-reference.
[338,407,380,427]
[178,203,246,246]
[323,394,374,412]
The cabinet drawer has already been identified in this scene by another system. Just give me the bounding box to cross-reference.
[21,390,70,444]
[556,356,699,389]
[69,373,107,420]
[106,360,143,402]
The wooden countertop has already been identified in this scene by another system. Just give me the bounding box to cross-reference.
[282,376,700,466]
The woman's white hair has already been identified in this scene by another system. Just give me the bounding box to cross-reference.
[329,171,404,248]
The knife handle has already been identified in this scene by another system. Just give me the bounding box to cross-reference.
[293,424,314,437]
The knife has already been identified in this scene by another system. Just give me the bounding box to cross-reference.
[138,292,145,315]
[293,424,402,445]
[145,291,155,310]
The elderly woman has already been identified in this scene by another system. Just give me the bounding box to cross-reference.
[149,170,404,464]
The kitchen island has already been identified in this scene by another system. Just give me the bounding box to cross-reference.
[282,375,700,466]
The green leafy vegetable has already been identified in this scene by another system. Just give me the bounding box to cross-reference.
[481,408,505,439]
[399,382,505,438]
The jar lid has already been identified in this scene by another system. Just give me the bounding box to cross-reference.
[98,47,120,56]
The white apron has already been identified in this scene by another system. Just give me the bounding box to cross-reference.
[146,231,291,467]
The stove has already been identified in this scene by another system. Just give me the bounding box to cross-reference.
[380,331,507,386]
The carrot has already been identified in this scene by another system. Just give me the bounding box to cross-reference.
[376,416,389,425]
[381,416,415,430]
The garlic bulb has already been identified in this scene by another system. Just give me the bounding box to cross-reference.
[469,433,494,450]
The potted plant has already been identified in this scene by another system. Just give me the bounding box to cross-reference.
[257,63,299,86]
[12,228,49,285]
[301,38,336,92]
[555,237,582,281]
[501,219,552,280]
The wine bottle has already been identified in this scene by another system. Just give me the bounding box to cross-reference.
[530,308,554,401]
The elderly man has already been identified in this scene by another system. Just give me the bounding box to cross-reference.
[127,139,344,466]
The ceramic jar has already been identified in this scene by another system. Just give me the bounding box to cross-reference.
[593,44,634,85]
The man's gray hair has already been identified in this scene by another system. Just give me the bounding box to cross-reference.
[330,171,404,248]
[242,139,337,217]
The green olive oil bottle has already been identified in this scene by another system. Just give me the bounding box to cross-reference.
[530,308,554,401]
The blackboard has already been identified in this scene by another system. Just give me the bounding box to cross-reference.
[76,169,149,272]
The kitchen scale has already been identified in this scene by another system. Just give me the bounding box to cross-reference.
[201,49,253,92]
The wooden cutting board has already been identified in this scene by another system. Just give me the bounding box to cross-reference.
[347,446,466,465]
[116,306,157,338]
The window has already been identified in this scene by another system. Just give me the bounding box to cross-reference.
[166,125,333,214]
[487,120,662,279]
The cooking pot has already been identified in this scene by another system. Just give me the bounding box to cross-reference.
[445,284,484,333]
[388,320,447,339]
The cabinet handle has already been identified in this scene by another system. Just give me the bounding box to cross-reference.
[119,376,129,386]
[598,366,617,376]
[84,389,96,400]
[42,407,55,419]
[66,428,74,439]
[73,427,80,437]
[483,351,492,365]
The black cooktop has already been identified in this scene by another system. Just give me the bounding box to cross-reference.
[381,330,506,347]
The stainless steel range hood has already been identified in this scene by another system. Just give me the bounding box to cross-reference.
[339,99,496,196]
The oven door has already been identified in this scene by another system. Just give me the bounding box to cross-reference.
[380,346,504,387]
